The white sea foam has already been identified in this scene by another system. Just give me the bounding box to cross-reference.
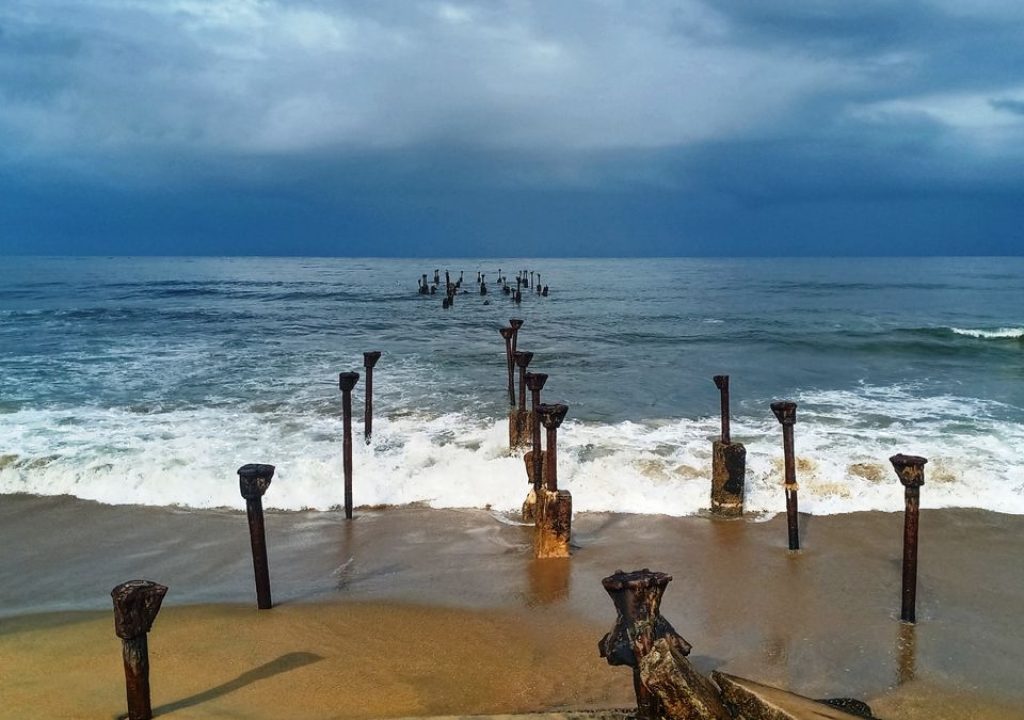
[951,327,1024,339]
[2,385,1023,516]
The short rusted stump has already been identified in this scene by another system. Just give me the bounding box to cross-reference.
[112,580,168,720]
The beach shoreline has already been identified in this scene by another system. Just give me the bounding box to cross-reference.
[2,494,1023,718]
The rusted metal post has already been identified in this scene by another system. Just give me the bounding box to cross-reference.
[499,327,515,406]
[599,569,694,720]
[713,375,731,444]
[526,372,548,493]
[535,403,571,558]
[339,371,360,519]
[771,401,799,550]
[363,351,381,444]
[538,403,568,492]
[711,375,745,516]
[111,580,168,720]
[891,453,927,624]
[238,463,275,609]
[509,317,523,354]
[509,350,534,450]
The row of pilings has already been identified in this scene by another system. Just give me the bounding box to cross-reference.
[417,267,550,308]
[103,330,930,720]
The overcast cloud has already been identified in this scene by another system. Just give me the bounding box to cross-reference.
[1,0,1022,254]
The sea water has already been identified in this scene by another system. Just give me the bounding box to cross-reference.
[1,256,1022,515]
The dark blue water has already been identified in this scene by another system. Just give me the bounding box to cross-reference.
[1,256,1022,514]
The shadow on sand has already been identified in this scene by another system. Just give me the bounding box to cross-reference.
[152,651,323,715]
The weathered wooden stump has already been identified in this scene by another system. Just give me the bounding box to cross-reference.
[111,580,168,720]
[598,569,730,720]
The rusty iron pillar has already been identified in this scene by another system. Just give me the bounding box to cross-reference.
[770,401,800,550]
[599,569,693,720]
[499,327,515,406]
[509,318,524,355]
[891,454,927,624]
[524,372,549,500]
[508,351,534,451]
[713,375,731,444]
[238,463,275,609]
[363,351,382,445]
[339,371,360,519]
[112,580,168,720]
[535,403,571,559]
[711,375,745,517]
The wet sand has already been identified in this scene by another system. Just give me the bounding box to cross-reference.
[1,494,1023,718]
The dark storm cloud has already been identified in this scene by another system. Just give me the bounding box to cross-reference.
[1,0,1022,255]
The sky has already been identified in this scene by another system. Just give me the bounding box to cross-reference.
[1,0,1023,256]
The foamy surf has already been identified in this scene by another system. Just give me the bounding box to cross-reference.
[2,385,1022,516]
[950,327,1024,339]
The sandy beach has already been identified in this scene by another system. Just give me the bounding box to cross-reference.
[1,494,1023,719]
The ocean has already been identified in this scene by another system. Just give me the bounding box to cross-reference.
[2,256,1022,516]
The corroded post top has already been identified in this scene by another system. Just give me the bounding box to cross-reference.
[514,350,534,368]
[509,318,524,331]
[601,568,673,592]
[770,401,797,425]
[537,403,569,429]
[890,454,927,488]
[499,327,514,340]
[111,580,168,639]
[363,351,382,369]
[338,371,360,392]
[525,372,548,392]
[238,463,275,499]
[713,374,729,391]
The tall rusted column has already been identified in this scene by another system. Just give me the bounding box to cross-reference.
[339,371,360,519]
[499,327,515,406]
[111,580,168,720]
[891,454,927,624]
[711,375,745,516]
[509,317,524,355]
[599,570,695,720]
[539,403,568,492]
[771,401,799,550]
[713,375,730,444]
[535,403,571,559]
[363,351,382,444]
[509,350,533,450]
[238,463,275,609]
[526,372,548,493]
